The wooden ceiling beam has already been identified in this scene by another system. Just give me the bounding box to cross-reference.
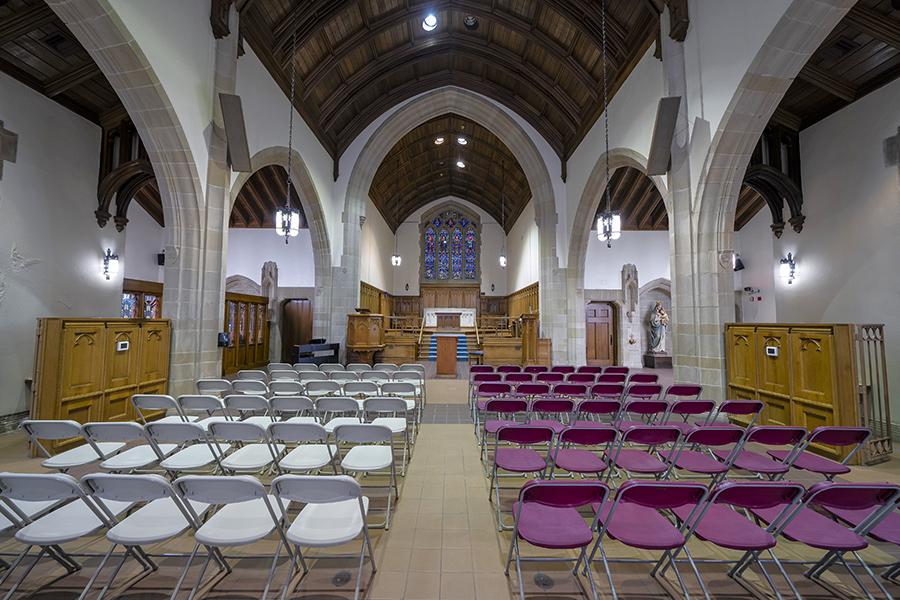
[771,106,802,131]
[540,0,630,59]
[44,62,102,97]
[0,3,57,45]
[797,62,857,103]
[272,0,353,54]
[844,5,900,50]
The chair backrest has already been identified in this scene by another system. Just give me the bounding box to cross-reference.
[268,421,329,445]
[536,372,564,383]
[146,421,206,443]
[665,400,716,420]
[523,365,548,374]
[330,371,359,382]
[496,424,554,445]
[346,363,372,373]
[173,474,268,505]
[682,425,744,447]
[550,365,575,374]
[269,380,303,395]
[472,373,502,384]
[512,383,550,397]
[299,372,329,383]
[237,369,268,381]
[0,472,87,503]
[380,382,416,396]
[232,380,269,394]
[131,394,184,424]
[224,394,270,414]
[715,400,764,427]
[393,371,423,382]
[624,384,663,400]
[316,396,359,414]
[320,363,345,373]
[576,366,603,374]
[82,472,179,504]
[805,482,900,516]
[591,383,625,399]
[361,371,391,381]
[804,426,871,463]
[597,373,626,383]
[497,364,522,373]
[566,373,596,384]
[604,367,629,375]
[504,373,533,383]
[373,363,399,373]
[531,398,575,415]
[519,480,609,509]
[476,382,512,397]
[364,397,408,414]
[334,423,393,444]
[270,395,315,416]
[343,381,379,395]
[22,419,83,441]
[272,474,362,504]
[82,421,147,443]
[627,373,658,384]
[621,400,669,421]
[559,425,617,446]
[709,481,806,511]
[745,425,807,447]
[470,365,495,374]
[551,383,588,398]
[484,398,528,416]
[294,363,320,372]
[620,424,681,447]
[614,480,708,511]
[267,363,293,372]
[576,399,621,419]
[399,363,425,373]
[208,420,267,442]
[664,384,703,401]
[305,380,342,394]
[178,394,225,414]
[269,370,300,381]
[196,378,232,395]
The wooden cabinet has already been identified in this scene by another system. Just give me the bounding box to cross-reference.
[32,318,171,451]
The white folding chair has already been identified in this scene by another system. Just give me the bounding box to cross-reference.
[270,380,304,397]
[233,379,270,396]
[267,363,293,373]
[0,472,133,598]
[379,382,418,426]
[334,424,398,529]
[343,381,380,408]
[271,475,375,600]
[320,363,345,373]
[393,371,425,412]
[269,422,337,474]
[270,396,318,424]
[178,395,232,430]
[305,380,341,401]
[145,422,229,477]
[330,371,360,384]
[361,370,391,384]
[172,475,289,599]
[363,397,412,475]
[79,473,213,600]
[237,370,268,382]
[269,370,300,382]
[373,363,398,373]
[21,420,123,472]
[293,363,320,372]
[399,363,425,375]
[224,394,275,428]
[207,421,285,475]
[317,397,363,434]
[82,422,177,472]
[196,378,233,397]
[298,372,328,385]
[346,363,373,374]
[131,394,195,425]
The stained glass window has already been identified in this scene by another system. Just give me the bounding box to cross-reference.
[422,207,479,282]
[121,293,138,318]
[143,294,161,319]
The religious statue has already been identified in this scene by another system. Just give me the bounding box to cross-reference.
[648,301,669,354]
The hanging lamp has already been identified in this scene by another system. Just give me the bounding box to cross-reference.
[275,30,301,243]
[499,160,508,268]
[392,158,402,266]
[596,0,621,248]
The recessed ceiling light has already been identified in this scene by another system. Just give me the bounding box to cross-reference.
[456,160,466,168]
[456,136,467,145]
[422,14,437,31]
[434,136,445,145]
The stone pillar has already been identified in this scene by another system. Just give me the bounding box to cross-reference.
[621,264,643,368]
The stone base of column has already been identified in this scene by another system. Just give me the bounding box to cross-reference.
[643,353,672,369]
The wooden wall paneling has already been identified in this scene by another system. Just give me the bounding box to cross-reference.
[420,285,479,310]
[104,322,140,421]
[756,327,791,396]
[725,326,758,395]
[508,283,539,319]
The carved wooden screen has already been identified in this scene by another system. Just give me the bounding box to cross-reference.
[223,292,269,374]
[421,205,480,283]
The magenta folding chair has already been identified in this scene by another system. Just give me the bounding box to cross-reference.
[768,426,870,480]
[825,505,900,582]
[577,366,603,375]
[659,426,745,484]
[548,426,617,479]
[590,383,625,401]
[551,383,589,401]
[573,400,622,427]
[624,383,663,401]
[551,365,576,374]
[712,399,765,429]
[597,373,626,384]
[497,364,522,374]
[489,425,554,530]
[607,425,681,481]
[507,480,609,600]
[511,382,549,397]
[480,398,529,466]
[528,398,575,434]
[667,481,806,599]
[616,399,668,431]
[566,373,597,384]
[473,381,512,431]
[627,373,659,385]
[660,399,717,434]
[713,426,807,480]
[663,384,703,403]
[523,365,548,374]
[604,366,629,375]
[751,482,900,599]
[587,480,709,599]
[470,365,495,374]
[504,372,534,387]
[536,372,565,384]
[469,373,502,408]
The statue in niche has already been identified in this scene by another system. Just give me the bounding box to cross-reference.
[648,301,669,354]
[621,264,638,322]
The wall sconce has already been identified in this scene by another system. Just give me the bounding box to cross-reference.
[391,253,402,267]
[779,252,796,284]
[733,253,745,272]
[498,254,507,268]
[102,248,120,280]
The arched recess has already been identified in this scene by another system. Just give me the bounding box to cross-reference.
[565,148,670,365]
[338,86,564,359]
[48,0,212,394]
[229,147,333,342]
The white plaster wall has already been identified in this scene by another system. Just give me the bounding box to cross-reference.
[359,198,394,291]
[0,73,121,416]
[234,49,335,238]
[506,201,539,293]
[773,77,900,418]
[584,231,670,290]
[108,0,215,192]
[733,208,777,323]
[391,196,507,296]
[226,228,315,288]
[123,202,164,283]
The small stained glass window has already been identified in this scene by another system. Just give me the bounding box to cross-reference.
[121,293,138,318]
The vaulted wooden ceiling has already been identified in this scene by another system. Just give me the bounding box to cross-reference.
[230,164,307,228]
[593,166,667,231]
[369,113,528,232]
[240,0,661,168]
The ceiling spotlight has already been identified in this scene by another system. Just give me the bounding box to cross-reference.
[456,136,467,145]
[456,160,466,168]
[422,14,437,31]
[434,136,445,145]
[464,15,479,30]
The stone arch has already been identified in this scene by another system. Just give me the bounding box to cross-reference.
[338,86,564,358]
[229,146,334,341]
[640,278,671,297]
[565,148,670,365]
[49,0,212,393]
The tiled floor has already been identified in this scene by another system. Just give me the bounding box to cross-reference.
[1,375,898,599]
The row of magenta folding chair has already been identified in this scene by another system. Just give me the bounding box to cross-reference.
[472,365,631,375]
[0,472,376,600]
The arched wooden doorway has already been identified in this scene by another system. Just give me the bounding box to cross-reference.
[586,302,616,366]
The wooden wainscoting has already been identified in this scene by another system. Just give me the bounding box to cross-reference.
[508,282,539,318]
[420,284,480,310]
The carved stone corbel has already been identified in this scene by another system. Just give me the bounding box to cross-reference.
[210,0,237,39]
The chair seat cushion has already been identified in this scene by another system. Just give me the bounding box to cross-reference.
[767,450,849,475]
[42,442,125,470]
[611,449,668,473]
[160,443,231,471]
[672,503,775,551]
[495,448,546,473]
[0,499,62,535]
[220,443,284,471]
[16,499,133,545]
[658,449,728,474]
[513,502,593,549]
[287,497,369,547]
[593,500,685,550]
[107,498,209,545]
[552,449,607,474]
[341,446,393,471]
[713,449,788,474]
[279,444,337,471]
[195,496,283,547]
[752,505,867,551]
[100,444,177,471]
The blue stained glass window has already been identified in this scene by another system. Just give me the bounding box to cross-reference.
[424,226,436,279]
[464,229,477,279]
[121,293,138,318]
[451,227,463,279]
[437,229,450,279]
[423,208,479,282]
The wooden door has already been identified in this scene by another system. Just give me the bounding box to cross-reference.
[282,299,313,362]
[585,302,615,366]
[223,292,270,374]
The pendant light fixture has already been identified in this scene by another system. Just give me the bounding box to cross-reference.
[391,157,402,267]
[499,160,508,268]
[275,30,301,243]
[596,0,621,248]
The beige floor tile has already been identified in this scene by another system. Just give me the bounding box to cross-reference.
[442,547,475,572]
[441,571,476,599]
[369,570,408,599]
[410,547,443,572]
[405,570,441,600]
[474,572,514,600]
[413,527,443,549]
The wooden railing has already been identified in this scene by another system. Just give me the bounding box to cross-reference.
[417,316,426,345]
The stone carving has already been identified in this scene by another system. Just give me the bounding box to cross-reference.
[648,300,669,354]
[621,263,638,322]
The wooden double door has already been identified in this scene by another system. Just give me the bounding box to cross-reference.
[586,301,616,366]
[223,292,269,374]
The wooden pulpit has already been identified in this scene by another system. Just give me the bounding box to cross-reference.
[520,313,539,365]
[436,336,458,376]
[346,313,385,365]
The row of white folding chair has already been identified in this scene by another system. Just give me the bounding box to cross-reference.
[0,471,377,600]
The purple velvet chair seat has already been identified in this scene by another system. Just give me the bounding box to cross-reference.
[612,449,668,473]
[593,500,685,549]
[658,449,728,474]
[512,502,594,549]
[825,507,900,544]
[767,449,850,476]
[553,448,607,474]
[484,419,518,434]
[527,418,566,434]
[752,505,868,551]
[495,447,547,473]
[672,503,776,551]
[713,449,789,474]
